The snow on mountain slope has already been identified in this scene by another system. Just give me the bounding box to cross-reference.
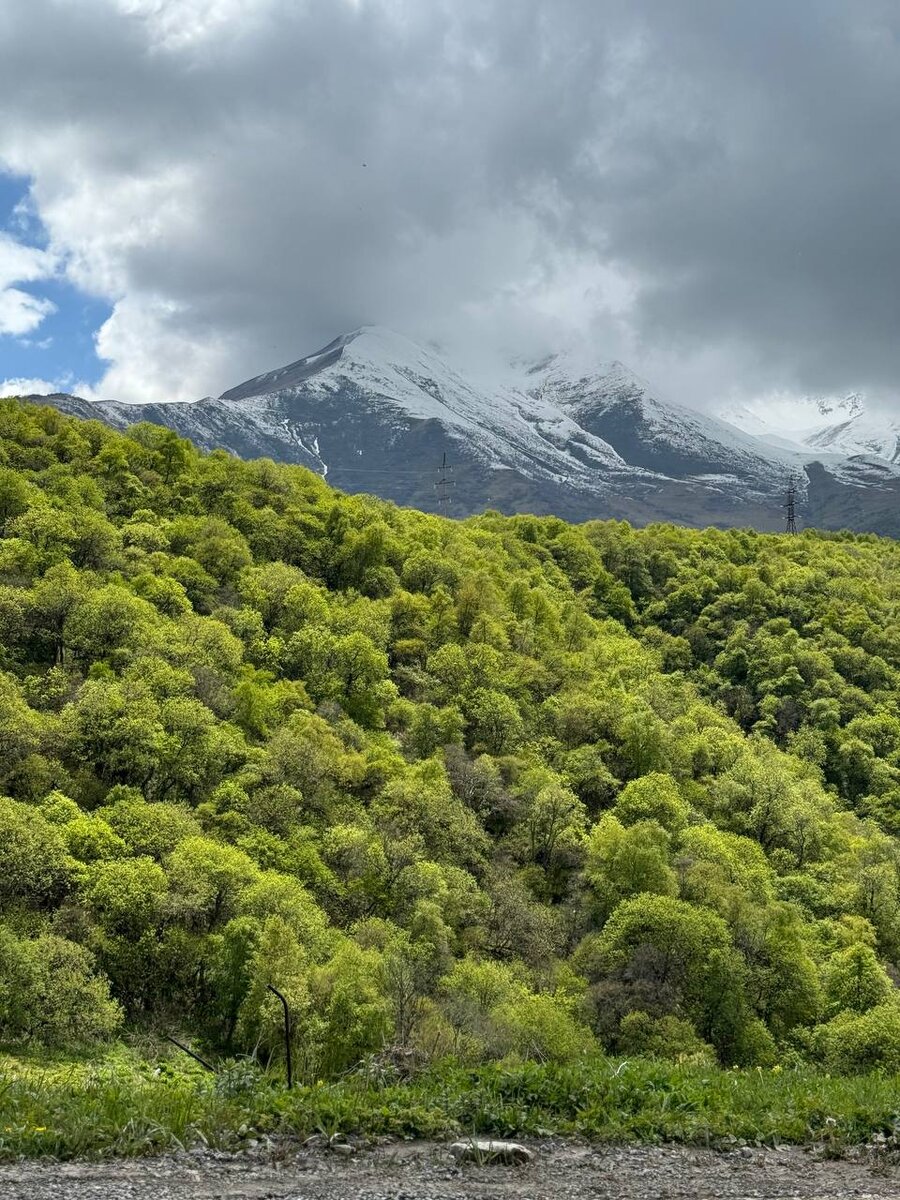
[220,326,632,486]
[216,325,818,499]
[720,393,864,439]
[803,411,900,463]
[522,351,804,497]
[29,325,900,532]
[722,388,900,467]
[715,392,900,480]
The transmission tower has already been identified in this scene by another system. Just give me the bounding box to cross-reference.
[783,474,798,534]
[435,451,455,514]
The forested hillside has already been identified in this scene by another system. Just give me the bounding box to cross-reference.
[3,397,900,1079]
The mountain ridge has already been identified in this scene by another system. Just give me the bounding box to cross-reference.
[25,326,900,535]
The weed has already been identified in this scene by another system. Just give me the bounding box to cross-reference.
[2,1050,900,1160]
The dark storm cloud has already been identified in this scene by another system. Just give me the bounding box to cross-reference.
[0,0,898,403]
[587,1,900,400]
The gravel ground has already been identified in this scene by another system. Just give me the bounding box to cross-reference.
[0,1141,897,1200]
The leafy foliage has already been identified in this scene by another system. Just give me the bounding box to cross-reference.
[1,398,900,1081]
[3,1049,900,1159]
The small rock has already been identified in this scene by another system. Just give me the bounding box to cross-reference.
[330,1142,356,1157]
[450,1139,534,1165]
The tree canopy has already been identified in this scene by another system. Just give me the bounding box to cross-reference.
[1,396,900,1074]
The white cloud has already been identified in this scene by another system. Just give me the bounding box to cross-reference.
[0,374,102,400]
[0,232,54,288]
[0,376,62,397]
[0,232,57,336]
[112,0,267,51]
[0,288,55,337]
[94,294,233,403]
[2,1,900,410]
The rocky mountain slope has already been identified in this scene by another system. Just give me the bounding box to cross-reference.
[29,327,900,533]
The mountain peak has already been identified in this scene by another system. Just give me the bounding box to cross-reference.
[219,326,449,403]
[338,325,451,370]
[37,326,900,535]
[509,348,646,400]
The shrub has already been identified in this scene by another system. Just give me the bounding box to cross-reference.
[818,1003,900,1074]
[822,944,894,1017]
[616,1011,715,1065]
[0,927,122,1045]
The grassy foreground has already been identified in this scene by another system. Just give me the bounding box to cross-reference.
[2,1050,899,1159]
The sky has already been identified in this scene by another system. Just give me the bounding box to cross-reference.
[1,0,900,417]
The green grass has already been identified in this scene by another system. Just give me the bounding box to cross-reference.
[2,1049,899,1160]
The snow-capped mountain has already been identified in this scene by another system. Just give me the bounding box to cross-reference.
[721,390,900,469]
[527,351,798,489]
[803,411,900,463]
[27,327,900,534]
[218,327,633,485]
[720,393,864,443]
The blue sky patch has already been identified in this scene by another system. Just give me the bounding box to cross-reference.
[0,171,111,392]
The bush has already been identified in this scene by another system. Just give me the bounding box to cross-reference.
[492,991,595,1063]
[616,1011,715,1065]
[817,1002,900,1074]
[612,774,690,832]
[0,927,122,1045]
[0,797,69,906]
[822,944,894,1017]
[438,958,595,1063]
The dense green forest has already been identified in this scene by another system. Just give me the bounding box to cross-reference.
[4,396,900,1082]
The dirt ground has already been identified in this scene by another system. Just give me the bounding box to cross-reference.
[0,1140,897,1200]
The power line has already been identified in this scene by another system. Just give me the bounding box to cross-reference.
[309,458,468,477]
[321,466,439,477]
